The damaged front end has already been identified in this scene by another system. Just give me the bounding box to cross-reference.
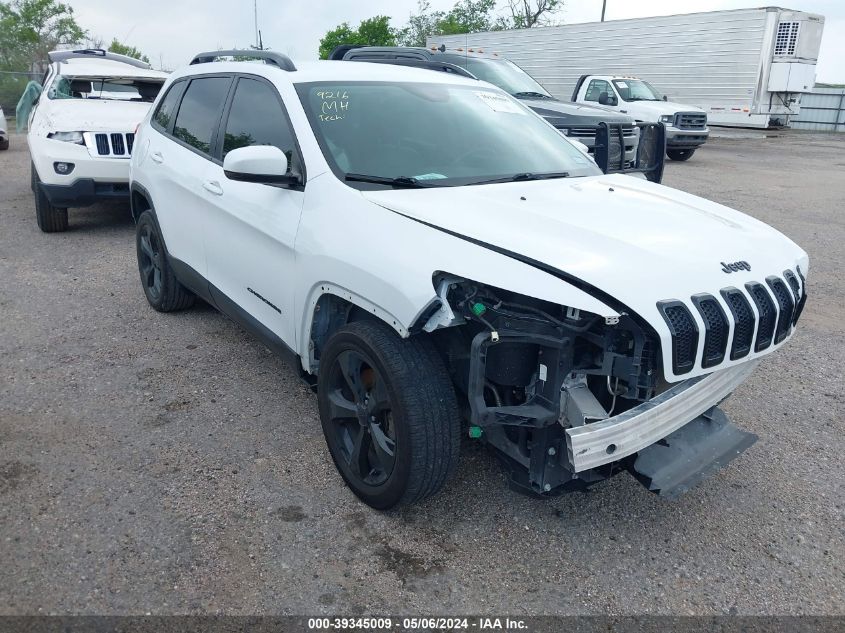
[427,276,757,498]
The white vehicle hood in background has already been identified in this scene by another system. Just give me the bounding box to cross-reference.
[625,100,706,118]
[41,99,152,132]
[363,174,807,380]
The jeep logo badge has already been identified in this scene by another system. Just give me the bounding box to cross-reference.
[721,260,751,273]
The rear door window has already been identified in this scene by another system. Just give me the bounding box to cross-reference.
[172,77,232,155]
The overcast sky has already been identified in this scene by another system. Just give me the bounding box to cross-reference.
[71,0,844,81]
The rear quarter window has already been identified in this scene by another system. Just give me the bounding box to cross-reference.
[151,81,185,132]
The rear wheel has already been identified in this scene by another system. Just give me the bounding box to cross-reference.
[32,163,68,232]
[0,138,9,151]
[135,210,195,312]
[317,321,461,509]
[667,148,696,161]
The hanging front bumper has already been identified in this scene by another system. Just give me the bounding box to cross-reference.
[565,359,759,473]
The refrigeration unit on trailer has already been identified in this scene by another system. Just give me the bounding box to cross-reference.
[429,7,825,128]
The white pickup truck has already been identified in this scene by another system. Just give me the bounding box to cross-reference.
[572,75,709,161]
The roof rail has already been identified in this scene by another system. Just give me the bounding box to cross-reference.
[328,44,365,61]
[190,50,296,71]
[47,48,152,70]
[344,58,477,80]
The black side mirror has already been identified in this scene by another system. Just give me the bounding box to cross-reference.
[662,95,668,101]
[598,92,617,106]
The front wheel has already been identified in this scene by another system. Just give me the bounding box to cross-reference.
[317,321,461,509]
[667,148,696,161]
[0,138,9,151]
[32,163,68,232]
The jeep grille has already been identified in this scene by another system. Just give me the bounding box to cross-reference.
[93,132,135,157]
[659,269,805,375]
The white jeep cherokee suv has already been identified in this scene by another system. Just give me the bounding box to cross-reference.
[27,49,167,232]
[130,51,808,509]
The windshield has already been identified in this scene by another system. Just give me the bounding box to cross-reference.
[297,82,599,188]
[612,79,663,102]
[48,76,163,102]
[463,58,553,99]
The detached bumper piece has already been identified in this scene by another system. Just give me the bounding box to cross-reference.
[630,406,757,499]
[40,179,130,208]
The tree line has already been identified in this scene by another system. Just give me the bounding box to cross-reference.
[319,0,562,59]
[0,0,150,110]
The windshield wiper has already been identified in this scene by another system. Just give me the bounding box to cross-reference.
[344,173,438,188]
[469,171,570,186]
[513,91,555,100]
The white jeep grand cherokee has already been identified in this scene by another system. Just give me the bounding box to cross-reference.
[27,49,167,232]
[129,51,808,509]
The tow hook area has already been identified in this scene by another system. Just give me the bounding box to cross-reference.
[630,406,757,499]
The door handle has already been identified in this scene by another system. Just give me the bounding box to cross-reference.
[202,180,224,196]
[150,151,164,164]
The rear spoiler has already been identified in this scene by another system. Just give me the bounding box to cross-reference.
[48,49,152,70]
[594,122,666,183]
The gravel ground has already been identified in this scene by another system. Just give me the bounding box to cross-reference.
[1,130,843,616]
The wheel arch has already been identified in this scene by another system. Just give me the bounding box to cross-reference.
[130,182,155,224]
[301,283,428,375]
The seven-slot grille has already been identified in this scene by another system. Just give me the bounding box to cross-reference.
[93,132,135,157]
[658,269,806,375]
[674,112,707,130]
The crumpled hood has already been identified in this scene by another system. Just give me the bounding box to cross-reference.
[40,99,153,133]
[362,173,807,376]
[522,98,636,125]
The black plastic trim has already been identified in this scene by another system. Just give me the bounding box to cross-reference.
[657,300,699,375]
[690,293,728,368]
[793,266,808,326]
[40,178,129,208]
[719,287,754,361]
[745,282,776,352]
[766,276,794,344]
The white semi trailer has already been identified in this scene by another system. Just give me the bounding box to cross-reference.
[428,7,825,128]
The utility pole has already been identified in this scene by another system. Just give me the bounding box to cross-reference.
[601,0,607,22]
[254,0,260,49]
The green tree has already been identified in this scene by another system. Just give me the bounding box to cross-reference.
[107,38,149,64]
[0,0,86,69]
[506,0,563,28]
[318,15,396,59]
[397,0,503,47]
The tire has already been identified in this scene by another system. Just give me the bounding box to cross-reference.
[317,320,461,509]
[667,148,696,161]
[32,163,68,232]
[135,210,195,312]
[0,138,9,151]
